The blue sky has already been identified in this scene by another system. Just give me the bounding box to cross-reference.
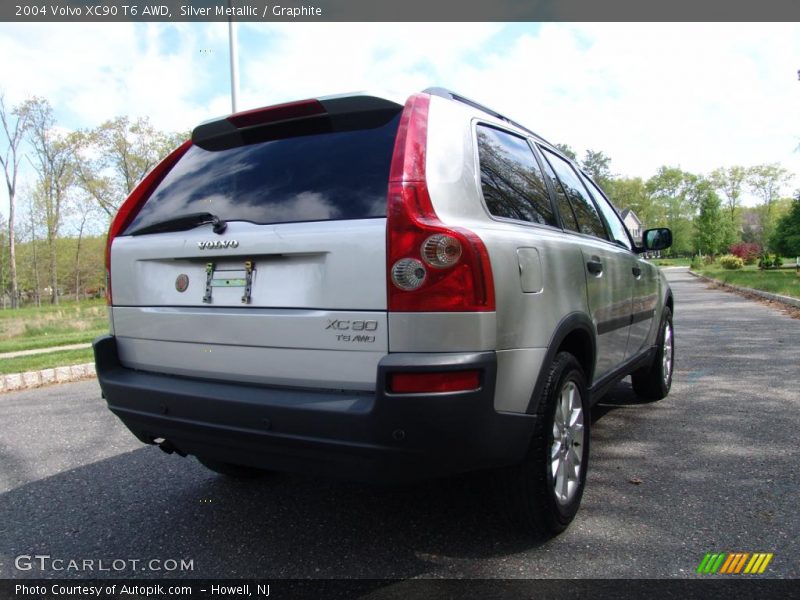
[1,21,799,218]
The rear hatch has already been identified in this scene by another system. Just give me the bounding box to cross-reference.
[109,95,403,391]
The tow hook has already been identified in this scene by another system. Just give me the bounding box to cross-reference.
[157,439,187,457]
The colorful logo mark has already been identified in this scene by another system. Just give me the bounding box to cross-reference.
[697,552,773,575]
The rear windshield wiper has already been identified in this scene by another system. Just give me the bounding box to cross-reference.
[129,212,228,236]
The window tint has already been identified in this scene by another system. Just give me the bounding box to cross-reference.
[540,148,607,240]
[124,113,401,233]
[580,173,633,250]
[476,125,556,227]
[538,149,580,233]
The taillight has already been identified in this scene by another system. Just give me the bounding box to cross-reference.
[421,234,462,268]
[388,370,481,394]
[105,140,192,305]
[386,94,495,312]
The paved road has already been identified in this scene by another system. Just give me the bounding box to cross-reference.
[1,268,798,579]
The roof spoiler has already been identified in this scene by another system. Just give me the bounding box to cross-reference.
[192,94,403,150]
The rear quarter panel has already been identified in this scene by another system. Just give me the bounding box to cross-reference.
[416,96,590,413]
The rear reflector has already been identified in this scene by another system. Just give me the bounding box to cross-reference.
[388,370,481,394]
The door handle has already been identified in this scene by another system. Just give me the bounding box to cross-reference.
[632,266,642,277]
[587,258,603,275]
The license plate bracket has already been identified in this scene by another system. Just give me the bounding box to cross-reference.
[203,261,255,304]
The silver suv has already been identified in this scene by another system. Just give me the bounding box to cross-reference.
[94,88,674,536]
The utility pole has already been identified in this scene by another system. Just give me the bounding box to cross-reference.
[228,0,240,113]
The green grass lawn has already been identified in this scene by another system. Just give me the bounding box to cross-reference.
[697,264,800,299]
[0,300,108,354]
[651,257,693,267]
[0,347,95,375]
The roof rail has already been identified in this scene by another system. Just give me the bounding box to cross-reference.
[423,87,553,146]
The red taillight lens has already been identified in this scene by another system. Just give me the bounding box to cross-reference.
[386,94,495,312]
[105,139,192,305]
[388,370,481,394]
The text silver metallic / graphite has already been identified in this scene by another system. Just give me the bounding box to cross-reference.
[179,4,323,18]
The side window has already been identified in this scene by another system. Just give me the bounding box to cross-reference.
[580,173,633,251]
[538,148,580,233]
[540,148,608,240]
[476,125,557,227]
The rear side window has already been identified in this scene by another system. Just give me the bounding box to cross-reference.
[476,125,556,227]
[540,148,608,240]
[124,113,401,233]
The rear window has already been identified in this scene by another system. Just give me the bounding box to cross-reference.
[124,113,401,233]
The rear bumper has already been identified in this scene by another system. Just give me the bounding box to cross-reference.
[93,335,536,481]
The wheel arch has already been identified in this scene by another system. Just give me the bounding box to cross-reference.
[665,289,674,315]
[526,312,596,415]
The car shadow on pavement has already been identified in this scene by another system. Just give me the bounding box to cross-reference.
[0,444,546,579]
[591,379,660,423]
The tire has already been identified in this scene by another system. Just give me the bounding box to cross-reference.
[631,306,674,401]
[501,352,590,537]
[196,456,270,479]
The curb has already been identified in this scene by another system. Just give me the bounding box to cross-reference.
[0,363,96,394]
[688,270,800,309]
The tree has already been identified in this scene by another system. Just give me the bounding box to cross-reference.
[581,149,613,188]
[770,192,800,257]
[554,143,577,160]
[0,211,7,307]
[747,163,793,249]
[71,116,185,217]
[709,166,747,251]
[24,189,42,306]
[605,176,664,231]
[645,166,696,255]
[693,180,723,256]
[747,163,792,216]
[0,93,30,308]
[20,97,74,305]
[70,192,102,300]
[710,166,747,219]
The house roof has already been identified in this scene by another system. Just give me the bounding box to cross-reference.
[620,208,642,226]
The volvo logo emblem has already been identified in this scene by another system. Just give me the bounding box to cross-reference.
[198,240,239,250]
[175,274,189,292]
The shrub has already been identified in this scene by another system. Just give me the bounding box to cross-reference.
[758,254,783,270]
[719,255,744,270]
[703,254,716,266]
[729,242,761,265]
[690,255,703,270]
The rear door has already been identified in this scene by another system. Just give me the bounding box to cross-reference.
[109,96,403,391]
[538,147,633,380]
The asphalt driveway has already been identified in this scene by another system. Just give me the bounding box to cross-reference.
[1,268,797,579]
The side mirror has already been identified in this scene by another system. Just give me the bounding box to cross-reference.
[641,228,672,252]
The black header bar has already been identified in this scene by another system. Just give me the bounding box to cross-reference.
[4,0,800,22]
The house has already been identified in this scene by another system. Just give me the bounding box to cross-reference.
[619,208,643,244]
